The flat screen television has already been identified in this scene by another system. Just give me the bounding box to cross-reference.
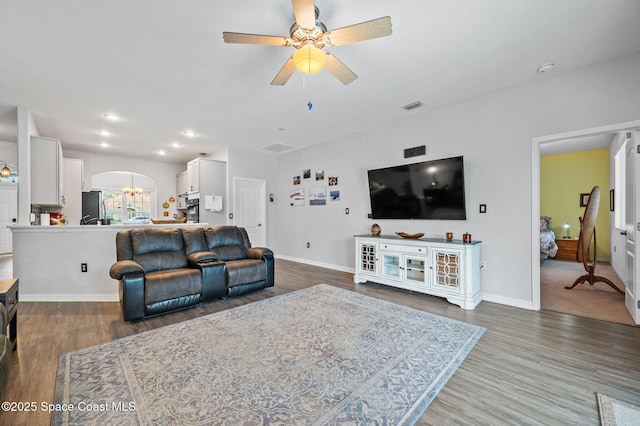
[367,156,466,220]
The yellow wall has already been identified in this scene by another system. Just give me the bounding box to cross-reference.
[540,148,610,259]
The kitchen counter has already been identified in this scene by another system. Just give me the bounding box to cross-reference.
[10,223,208,232]
[11,223,209,302]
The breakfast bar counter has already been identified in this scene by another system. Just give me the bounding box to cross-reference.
[11,223,208,301]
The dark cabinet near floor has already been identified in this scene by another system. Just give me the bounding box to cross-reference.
[0,278,18,351]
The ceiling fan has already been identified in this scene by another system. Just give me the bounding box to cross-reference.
[222,0,392,86]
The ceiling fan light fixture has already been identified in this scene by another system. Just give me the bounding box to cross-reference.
[293,45,326,74]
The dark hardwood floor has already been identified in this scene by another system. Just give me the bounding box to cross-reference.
[1,259,639,425]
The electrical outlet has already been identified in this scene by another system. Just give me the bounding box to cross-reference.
[81,263,88,273]
[306,242,310,248]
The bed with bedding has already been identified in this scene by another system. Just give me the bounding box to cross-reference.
[540,216,558,260]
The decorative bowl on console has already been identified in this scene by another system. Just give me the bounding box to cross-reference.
[395,232,424,239]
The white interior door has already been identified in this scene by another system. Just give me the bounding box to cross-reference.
[0,187,18,254]
[233,177,267,247]
[624,133,639,324]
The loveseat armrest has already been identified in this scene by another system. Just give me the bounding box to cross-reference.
[248,247,275,288]
[191,260,227,300]
[187,251,219,265]
[247,247,273,260]
[119,273,145,321]
[110,260,144,280]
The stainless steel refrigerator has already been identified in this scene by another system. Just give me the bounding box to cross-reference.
[81,191,103,225]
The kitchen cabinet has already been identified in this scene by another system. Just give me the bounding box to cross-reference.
[60,158,84,225]
[31,136,65,207]
[354,235,482,309]
[187,158,200,194]
[185,158,226,226]
[176,170,187,209]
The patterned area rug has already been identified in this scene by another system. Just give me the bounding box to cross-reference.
[597,394,640,426]
[53,284,485,425]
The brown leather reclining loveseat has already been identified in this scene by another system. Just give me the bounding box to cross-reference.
[109,226,274,321]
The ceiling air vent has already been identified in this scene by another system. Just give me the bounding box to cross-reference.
[402,101,424,111]
[263,142,292,153]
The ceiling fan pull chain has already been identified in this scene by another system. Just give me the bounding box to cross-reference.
[302,73,313,112]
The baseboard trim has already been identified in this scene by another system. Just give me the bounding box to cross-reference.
[275,255,355,274]
[482,293,536,310]
[276,256,537,310]
[21,294,119,302]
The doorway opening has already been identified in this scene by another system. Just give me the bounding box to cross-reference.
[532,120,640,325]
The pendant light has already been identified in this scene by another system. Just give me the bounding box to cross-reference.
[123,173,142,195]
[0,163,11,178]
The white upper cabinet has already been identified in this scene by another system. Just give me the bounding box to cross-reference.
[31,136,65,207]
[187,158,200,194]
[176,170,188,209]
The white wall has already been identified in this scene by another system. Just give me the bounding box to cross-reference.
[63,149,185,220]
[226,146,279,246]
[275,51,640,307]
[0,140,17,166]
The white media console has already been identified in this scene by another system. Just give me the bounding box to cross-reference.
[354,235,482,309]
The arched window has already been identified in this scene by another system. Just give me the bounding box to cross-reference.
[92,171,157,224]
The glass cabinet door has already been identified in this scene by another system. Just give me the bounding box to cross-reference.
[404,256,426,283]
[380,253,401,280]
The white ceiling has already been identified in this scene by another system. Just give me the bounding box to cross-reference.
[1,0,639,164]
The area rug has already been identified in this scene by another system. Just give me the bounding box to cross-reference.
[597,394,640,426]
[52,284,485,425]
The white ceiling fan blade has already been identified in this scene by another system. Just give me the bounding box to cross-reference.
[323,52,357,85]
[271,57,297,86]
[223,32,289,46]
[326,16,392,46]
[291,0,316,30]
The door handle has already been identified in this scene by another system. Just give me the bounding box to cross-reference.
[257,223,262,227]
[620,231,627,235]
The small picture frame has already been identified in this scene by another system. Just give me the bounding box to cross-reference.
[290,188,305,206]
[309,187,326,205]
[580,193,590,207]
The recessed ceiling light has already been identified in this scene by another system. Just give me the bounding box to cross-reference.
[99,142,109,148]
[536,62,555,73]
[170,142,183,148]
[103,113,120,121]
[182,130,198,137]
[97,130,112,137]
[158,150,167,156]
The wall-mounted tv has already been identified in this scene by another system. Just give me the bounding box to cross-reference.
[367,156,466,220]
